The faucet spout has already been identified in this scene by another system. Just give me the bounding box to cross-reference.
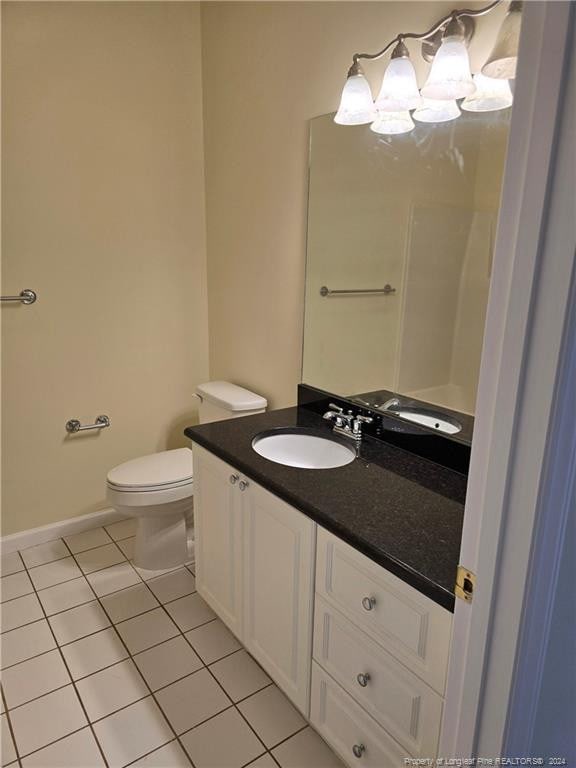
[380,397,401,411]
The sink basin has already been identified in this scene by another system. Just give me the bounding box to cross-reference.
[385,407,462,435]
[252,428,356,469]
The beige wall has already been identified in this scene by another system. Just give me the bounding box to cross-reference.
[200,1,508,409]
[2,2,209,535]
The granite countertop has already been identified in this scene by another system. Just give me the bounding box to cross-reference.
[184,407,467,612]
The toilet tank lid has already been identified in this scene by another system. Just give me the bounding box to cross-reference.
[196,381,267,411]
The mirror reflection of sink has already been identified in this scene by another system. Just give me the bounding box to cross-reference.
[383,406,462,435]
[252,428,356,469]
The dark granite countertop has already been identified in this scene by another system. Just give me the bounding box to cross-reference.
[184,407,467,612]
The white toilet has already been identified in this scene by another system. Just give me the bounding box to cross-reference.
[106,381,267,571]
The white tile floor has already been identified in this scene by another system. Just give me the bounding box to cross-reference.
[1,522,344,768]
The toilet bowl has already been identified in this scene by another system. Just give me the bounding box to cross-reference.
[106,448,194,571]
[106,381,267,572]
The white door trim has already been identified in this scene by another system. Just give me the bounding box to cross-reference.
[504,254,576,753]
[440,1,574,756]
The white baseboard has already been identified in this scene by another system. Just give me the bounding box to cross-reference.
[1,507,126,555]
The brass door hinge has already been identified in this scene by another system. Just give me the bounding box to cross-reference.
[455,565,476,602]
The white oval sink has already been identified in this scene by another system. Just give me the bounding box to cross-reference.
[252,430,356,469]
[391,409,461,435]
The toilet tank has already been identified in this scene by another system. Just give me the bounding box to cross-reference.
[196,381,267,423]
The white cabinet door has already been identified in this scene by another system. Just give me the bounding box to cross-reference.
[191,444,244,639]
[242,478,316,715]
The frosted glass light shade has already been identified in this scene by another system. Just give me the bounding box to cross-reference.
[375,57,421,112]
[334,74,376,125]
[482,1,522,79]
[421,38,475,100]
[462,74,513,112]
[413,98,461,123]
[370,110,414,135]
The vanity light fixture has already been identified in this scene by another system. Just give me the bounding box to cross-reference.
[370,110,415,136]
[482,0,523,79]
[334,62,377,126]
[421,17,475,100]
[413,98,461,124]
[335,0,521,134]
[461,73,513,112]
[375,41,421,112]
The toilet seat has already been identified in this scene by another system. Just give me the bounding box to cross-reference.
[106,448,194,508]
[107,448,193,491]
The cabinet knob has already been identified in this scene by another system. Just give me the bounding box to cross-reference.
[352,744,366,759]
[229,474,239,485]
[356,672,371,687]
[361,596,376,611]
[239,479,249,492]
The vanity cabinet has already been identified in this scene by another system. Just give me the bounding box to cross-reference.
[192,444,315,715]
[192,444,453,766]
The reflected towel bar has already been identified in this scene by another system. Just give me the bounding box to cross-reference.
[66,415,111,434]
[1,289,37,305]
[320,284,396,297]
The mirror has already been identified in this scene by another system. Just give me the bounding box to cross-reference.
[302,110,509,428]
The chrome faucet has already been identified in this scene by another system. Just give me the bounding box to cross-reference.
[323,404,373,443]
[379,397,401,411]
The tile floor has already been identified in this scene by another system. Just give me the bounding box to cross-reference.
[1,521,344,768]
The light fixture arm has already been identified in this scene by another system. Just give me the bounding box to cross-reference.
[351,0,503,67]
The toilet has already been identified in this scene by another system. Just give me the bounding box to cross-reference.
[106,381,267,571]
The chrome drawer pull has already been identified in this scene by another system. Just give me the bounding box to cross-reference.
[356,672,371,687]
[361,596,376,611]
[239,479,249,492]
[229,474,239,485]
[352,744,366,759]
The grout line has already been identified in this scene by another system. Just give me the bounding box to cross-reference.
[268,723,310,752]
[238,751,269,768]
[15,724,90,763]
[64,527,115,552]
[0,590,36,607]
[19,547,111,768]
[1,613,51,637]
[1,685,23,767]
[122,737,195,768]
[4,679,72,714]
[1,646,58,673]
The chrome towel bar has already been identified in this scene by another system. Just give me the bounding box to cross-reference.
[66,415,111,434]
[319,284,396,297]
[1,289,37,305]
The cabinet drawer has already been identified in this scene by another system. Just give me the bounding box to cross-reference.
[311,663,409,768]
[316,528,452,694]
[314,597,442,757]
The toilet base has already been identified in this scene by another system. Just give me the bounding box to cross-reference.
[134,512,189,571]
[110,496,193,571]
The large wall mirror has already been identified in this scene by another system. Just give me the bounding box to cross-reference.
[302,110,510,425]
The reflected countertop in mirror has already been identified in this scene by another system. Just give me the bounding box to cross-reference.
[302,109,510,423]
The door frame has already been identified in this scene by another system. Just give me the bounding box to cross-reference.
[440,0,574,756]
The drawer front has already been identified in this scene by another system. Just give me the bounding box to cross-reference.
[314,597,443,757]
[311,663,409,768]
[316,528,452,694]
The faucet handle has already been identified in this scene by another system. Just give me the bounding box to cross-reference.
[355,415,373,424]
[328,403,344,414]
